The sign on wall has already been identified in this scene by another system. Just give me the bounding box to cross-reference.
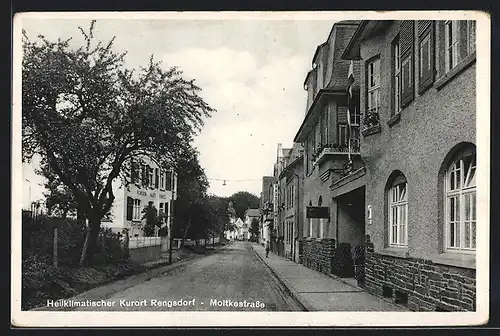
[306,206,329,219]
[367,205,372,224]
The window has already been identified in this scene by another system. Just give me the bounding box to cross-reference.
[148,167,154,188]
[351,104,360,126]
[401,53,413,104]
[418,21,435,92]
[388,174,408,247]
[419,34,431,78]
[126,197,134,220]
[160,171,165,190]
[367,58,380,115]
[165,170,172,191]
[445,20,459,71]
[338,124,348,145]
[133,199,142,221]
[445,149,476,252]
[131,160,140,184]
[154,168,159,189]
[159,202,164,214]
[141,164,149,187]
[393,38,402,114]
[320,107,329,145]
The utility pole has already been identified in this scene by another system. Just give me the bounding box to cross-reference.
[168,168,175,264]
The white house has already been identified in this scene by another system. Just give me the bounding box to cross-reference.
[102,155,177,238]
[244,208,260,240]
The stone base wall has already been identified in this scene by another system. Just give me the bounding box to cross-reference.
[129,245,162,264]
[299,238,336,275]
[365,239,476,312]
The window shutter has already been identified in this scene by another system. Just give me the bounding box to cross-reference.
[418,21,435,92]
[131,161,138,183]
[399,21,414,55]
[165,201,169,216]
[458,20,469,60]
[126,197,134,220]
[155,168,159,189]
[141,164,147,187]
[166,171,172,191]
[418,20,432,35]
[400,21,415,106]
[436,21,447,78]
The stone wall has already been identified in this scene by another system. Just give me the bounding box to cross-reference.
[129,245,162,264]
[300,238,336,275]
[365,239,476,312]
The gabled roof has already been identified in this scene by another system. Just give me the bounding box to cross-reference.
[245,208,261,218]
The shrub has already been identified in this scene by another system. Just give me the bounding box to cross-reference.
[23,215,126,267]
[332,242,354,277]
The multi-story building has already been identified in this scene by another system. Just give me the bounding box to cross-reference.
[278,142,304,261]
[293,21,364,275]
[260,176,277,246]
[342,20,477,311]
[103,155,177,238]
[274,143,291,256]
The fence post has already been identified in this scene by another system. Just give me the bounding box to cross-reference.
[53,226,58,267]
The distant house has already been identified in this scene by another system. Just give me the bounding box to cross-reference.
[244,208,261,240]
[233,218,246,240]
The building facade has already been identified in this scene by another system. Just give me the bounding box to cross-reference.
[103,155,177,238]
[342,20,477,311]
[260,176,277,247]
[293,21,364,276]
[278,143,305,262]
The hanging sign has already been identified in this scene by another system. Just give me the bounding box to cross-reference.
[306,206,329,219]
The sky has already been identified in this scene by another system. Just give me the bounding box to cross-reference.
[18,13,337,204]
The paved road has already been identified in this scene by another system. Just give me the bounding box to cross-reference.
[73,241,302,311]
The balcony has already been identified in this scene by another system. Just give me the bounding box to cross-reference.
[312,141,360,166]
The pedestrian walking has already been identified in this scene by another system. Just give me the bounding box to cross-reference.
[265,241,270,258]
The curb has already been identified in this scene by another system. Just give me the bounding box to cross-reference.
[251,246,313,312]
[30,245,226,311]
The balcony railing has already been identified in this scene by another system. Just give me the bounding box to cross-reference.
[311,141,360,165]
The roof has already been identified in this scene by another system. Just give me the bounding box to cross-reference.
[342,20,393,60]
[295,21,361,143]
[245,208,261,218]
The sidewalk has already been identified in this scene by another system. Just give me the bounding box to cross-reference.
[252,243,408,312]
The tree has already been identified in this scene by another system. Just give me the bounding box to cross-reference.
[228,191,261,220]
[39,163,78,219]
[22,21,214,265]
[172,147,209,245]
[249,217,260,240]
[204,195,230,239]
[141,201,164,237]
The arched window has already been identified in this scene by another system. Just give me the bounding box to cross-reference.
[318,196,323,206]
[387,171,408,247]
[444,145,476,252]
